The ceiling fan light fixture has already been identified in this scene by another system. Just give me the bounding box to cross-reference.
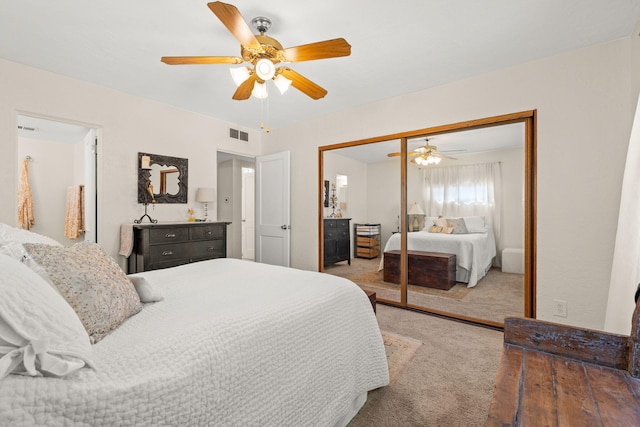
[273,74,292,94]
[415,155,441,166]
[230,67,250,86]
[252,81,268,99]
[255,58,276,81]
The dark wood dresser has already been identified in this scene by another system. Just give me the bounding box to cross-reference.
[323,218,351,266]
[127,222,229,273]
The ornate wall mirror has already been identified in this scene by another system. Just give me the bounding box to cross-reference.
[138,152,188,204]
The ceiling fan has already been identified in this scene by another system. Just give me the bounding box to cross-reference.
[387,138,459,165]
[160,1,351,101]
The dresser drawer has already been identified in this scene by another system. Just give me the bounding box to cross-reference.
[149,227,189,244]
[148,240,224,265]
[190,224,224,240]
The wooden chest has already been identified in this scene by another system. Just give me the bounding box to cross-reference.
[383,250,456,290]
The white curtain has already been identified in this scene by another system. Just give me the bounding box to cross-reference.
[422,162,502,249]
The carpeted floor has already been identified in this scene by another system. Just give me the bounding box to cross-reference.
[325,257,523,324]
[349,304,504,426]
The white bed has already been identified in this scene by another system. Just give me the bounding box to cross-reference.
[381,227,496,288]
[0,255,388,426]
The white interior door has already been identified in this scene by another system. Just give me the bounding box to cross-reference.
[255,151,290,267]
[242,167,255,260]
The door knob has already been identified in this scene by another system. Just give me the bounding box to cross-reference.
[281,225,290,230]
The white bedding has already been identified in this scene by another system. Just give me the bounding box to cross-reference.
[0,258,389,426]
[382,230,496,288]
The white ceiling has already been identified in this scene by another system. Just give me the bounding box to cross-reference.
[3,1,640,132]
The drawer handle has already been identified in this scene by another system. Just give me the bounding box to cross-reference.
[165,233,176,238]
[161,250,173,256]
[207,230,212,236]
[206,246,214,252]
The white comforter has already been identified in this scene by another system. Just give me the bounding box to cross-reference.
[0,258,388,426]
[382,231,496,288]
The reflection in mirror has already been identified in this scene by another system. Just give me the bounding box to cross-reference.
[322,140,402,305]
[151,165,179,195]
[336,174,348,217]
[138,152,188,204]
[320,114,534,329]
[404,124,525,324]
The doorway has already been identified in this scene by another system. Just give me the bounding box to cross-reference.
[17,114,98,245]
[217,151,256,261]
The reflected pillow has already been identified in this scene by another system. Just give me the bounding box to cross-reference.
[0,254,93,379]
[435,216,448,228]
[23,242,143,343]
[463,216,488,233]
[447,218,469,234]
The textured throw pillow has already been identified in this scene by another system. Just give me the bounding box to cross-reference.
[440,226,454,234]
[127,276,164,303]
[447,218,469,234]
[435,216,448,228]
[23,242,143,343]
[428,225,442,233]
[0,254,93,379]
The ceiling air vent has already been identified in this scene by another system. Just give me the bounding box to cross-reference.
[229,128,249,142]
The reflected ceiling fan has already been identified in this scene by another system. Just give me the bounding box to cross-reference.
[160,1,351,101]
[387,138,460,165]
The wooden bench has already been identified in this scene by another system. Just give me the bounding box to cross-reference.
[383,250,456,290]
[487,302,640,426]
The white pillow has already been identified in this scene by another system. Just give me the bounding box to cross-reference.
[0,222,63,265]
[463,216,488,233]
[424,217,439,230]
[0,222,62,247]
[128,276,164,303]
[0,254,94,380]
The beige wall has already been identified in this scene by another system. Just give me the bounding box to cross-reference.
[266,37,640,331]
[0,58,263,270]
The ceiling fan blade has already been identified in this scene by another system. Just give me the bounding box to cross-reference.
[232,73,257,100]
[161,56,243,65]
[436,153,458,160]
[208,1,263,52]
[283,38,351,62]
[387,152,419,157]
[279,68,328,99]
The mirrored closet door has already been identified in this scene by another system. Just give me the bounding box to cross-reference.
[319,111,536,328]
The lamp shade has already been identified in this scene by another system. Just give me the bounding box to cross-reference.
[251,81,268,99]
[195,187,215,203]
[230,67,250,86]
[408,202,425,215]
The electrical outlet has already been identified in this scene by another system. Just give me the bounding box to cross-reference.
[553,299,568,317]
